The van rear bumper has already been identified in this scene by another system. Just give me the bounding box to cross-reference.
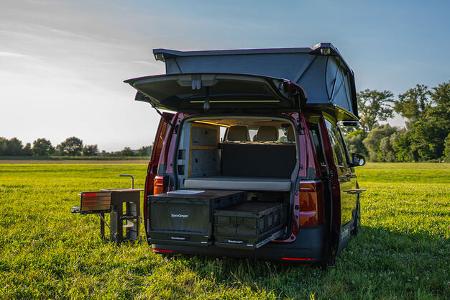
[150,226,325,262]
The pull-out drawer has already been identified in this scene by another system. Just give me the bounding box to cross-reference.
[214,202,285,250]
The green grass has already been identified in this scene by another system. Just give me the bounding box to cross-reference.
[0,163,449,299]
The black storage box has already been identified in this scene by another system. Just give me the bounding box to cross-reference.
[148,190,245,246]
[214,202,285,250]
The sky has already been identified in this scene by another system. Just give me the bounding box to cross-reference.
[1,0,449,151]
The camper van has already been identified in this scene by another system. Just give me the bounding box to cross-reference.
[125,43,365,265]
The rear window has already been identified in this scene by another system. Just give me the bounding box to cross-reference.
[245,127,291,143]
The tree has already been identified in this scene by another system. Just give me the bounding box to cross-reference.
[0,137,31,156]
[0,137,8,155]
[407,120,443,161]
[394,84,431,128]
[379,136,396,162]
[137,146,152,156]
[4,138,24,156]
[363,124,398,161]
[406,81,450,161]
[32,138,54,156]
[431,81,450,110]
[23,143,33,156]
[357,89,395,132]
[82,144,99,156]
[443,133,450,162]
[57,137,83,156]
[391,130,414,162]
[343,129,367,156]
[120,147,134,156]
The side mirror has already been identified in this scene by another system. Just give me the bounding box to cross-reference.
[350,153,365,167]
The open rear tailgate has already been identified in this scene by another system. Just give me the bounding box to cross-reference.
[125,73,305,113]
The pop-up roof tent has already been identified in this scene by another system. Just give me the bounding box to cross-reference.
[126,43,358,120]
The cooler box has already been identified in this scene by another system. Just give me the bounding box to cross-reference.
[148,190,245,246]
[214,202,285,250]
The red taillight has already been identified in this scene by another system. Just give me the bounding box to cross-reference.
[280,257,315,262]
[153,248,175,254]
[153,176,166,195]
[299,181,323,227]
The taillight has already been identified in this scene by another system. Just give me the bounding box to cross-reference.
[299,181,323,227]
[153,176,166,195]
[280,257,315,262]
[153,248,175,254]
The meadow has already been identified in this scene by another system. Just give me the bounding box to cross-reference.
[0,162,448,299]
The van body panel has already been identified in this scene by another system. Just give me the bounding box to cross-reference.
[144,113,173,235]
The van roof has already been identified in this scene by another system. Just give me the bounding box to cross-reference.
[152,43,358,120]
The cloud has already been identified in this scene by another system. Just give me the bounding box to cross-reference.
[0,51,32,58]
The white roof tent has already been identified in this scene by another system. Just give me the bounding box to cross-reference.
[151,43,358,120]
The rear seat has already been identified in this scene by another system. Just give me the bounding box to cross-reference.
[226,125,250,142]
[184,176,291,192]
[254,126,278,142]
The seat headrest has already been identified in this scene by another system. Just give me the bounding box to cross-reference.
[227,126,250,142]
[287,126,295,142]
[254,126,279,142]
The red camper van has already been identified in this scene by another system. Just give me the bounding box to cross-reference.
[125,43,365,265]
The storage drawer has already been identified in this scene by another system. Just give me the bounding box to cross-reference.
[148,190,245,246]
[214,202,285,249]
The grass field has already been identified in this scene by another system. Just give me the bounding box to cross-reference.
[0,163,449,299]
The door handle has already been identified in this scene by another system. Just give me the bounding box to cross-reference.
[343,188,366,194]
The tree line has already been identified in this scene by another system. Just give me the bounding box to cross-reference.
[0,136,152,157]
[345,81,449,162]
[1,81,448,161]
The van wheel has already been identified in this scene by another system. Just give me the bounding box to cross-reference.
[351,200,360,236]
